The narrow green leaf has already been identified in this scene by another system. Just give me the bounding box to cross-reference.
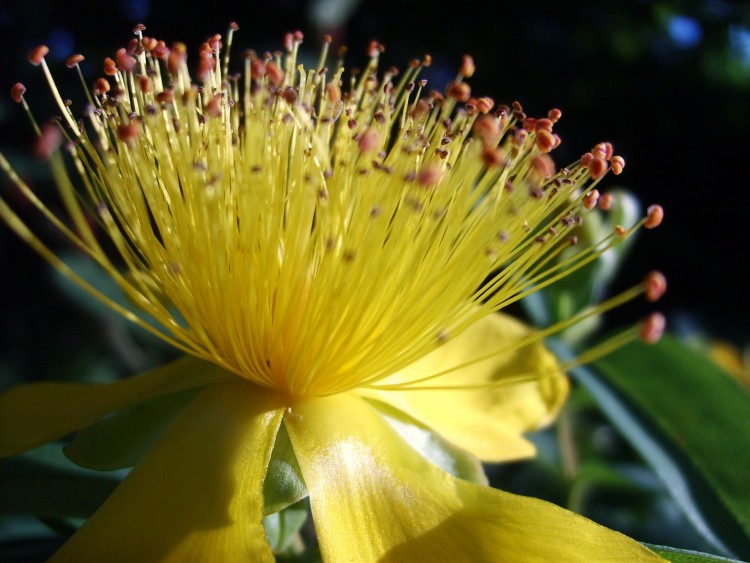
[63,388,203,471]
[0,444,121,518]
[263,422,308,515]
[553,335,750,558]
[367,398,488,485]
[595,335,750,556]
[644,544,747,562]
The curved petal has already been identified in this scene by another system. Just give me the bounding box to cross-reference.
[0,356,232,458]
[286,393,662,562]
[361,313,568,462]
[51,381,283,563]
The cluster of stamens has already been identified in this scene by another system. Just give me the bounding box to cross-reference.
[0,24,665,397]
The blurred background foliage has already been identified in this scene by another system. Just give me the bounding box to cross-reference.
[1,0,749,560]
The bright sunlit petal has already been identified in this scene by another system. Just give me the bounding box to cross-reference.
[285,393,662,561]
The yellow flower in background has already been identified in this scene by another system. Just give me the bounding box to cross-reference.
[0,25,666,561]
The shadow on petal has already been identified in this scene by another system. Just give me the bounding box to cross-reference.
[50,381,283,563]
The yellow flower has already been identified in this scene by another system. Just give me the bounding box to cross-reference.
[0,26,665,561]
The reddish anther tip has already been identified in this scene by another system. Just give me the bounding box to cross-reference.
[103,57,118,76]
[644,271,667,302]
[460,55,475,78]
[481,146,505,167]
[116,48,136,72]
[326,83,341,103]
[640,312,666,344]
[472,115,500,145]
[474,97,494,114]
[531,154,555,179]
[446,81,471,102]
[548,108,562,122]
[28,45,49,66]
[580,152,594,167]
[611,155,626,175]
[230,22,240,31]
[416,165,443,187]
[93,77,111,95]
[535,129,556,153]
[11,83,26,103]
[645,204,664,229]
[588,157,608,179]
[535,118,554,133]
[264,61,284,87]
[583,189,600,210]
[117,122,140,144]
[133,23,147,33]
[358,129,379,153]
[205,95,223,118]
[323,34,333,44]
[34,123,62,160]
[598,192,613,211]
[65,54,85,68]
[367,40,384,58]
[593,142,614,160]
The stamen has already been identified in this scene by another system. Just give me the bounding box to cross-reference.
[645,204,664,229]
[640,312,666,344]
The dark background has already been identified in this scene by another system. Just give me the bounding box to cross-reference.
[1,0,748,379]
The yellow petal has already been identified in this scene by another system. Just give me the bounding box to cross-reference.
[361,313,568,462]
[285,393,662,562]
[0,356,232,458]
[51,381,283,563]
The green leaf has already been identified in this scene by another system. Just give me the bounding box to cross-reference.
[63,388,203,471]
[0,443,121,518]
[262,500,308,554]
[592,335,750,555]
[554,335,750,558]
[263,422,308,516]
[644,544,747,562]
[367,398,488,485]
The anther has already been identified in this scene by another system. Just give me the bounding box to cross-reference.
[93,78,111,95]
[611,155,625,175]
[28,45,49,66]
[640,312,666,344]
[598,192,613,210]
[65,54,85,68]
[588,157,608,179]
[614,225,628,238]
[459,55,475,77]
[446,81,471,102]
[530,154,555,179]
[103,58,118,76]
[548,108,562,122]
[367,40,384,58]
[358,129,379,153]
[644,204,664,229]
[417,165,443,187]
[117,122,140,145]
[583,189,600,210]
[265,61,284,88]
[116,48,136,72]
[535,128,555,152]
[644,271,667,302]
[11,83,26,103]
